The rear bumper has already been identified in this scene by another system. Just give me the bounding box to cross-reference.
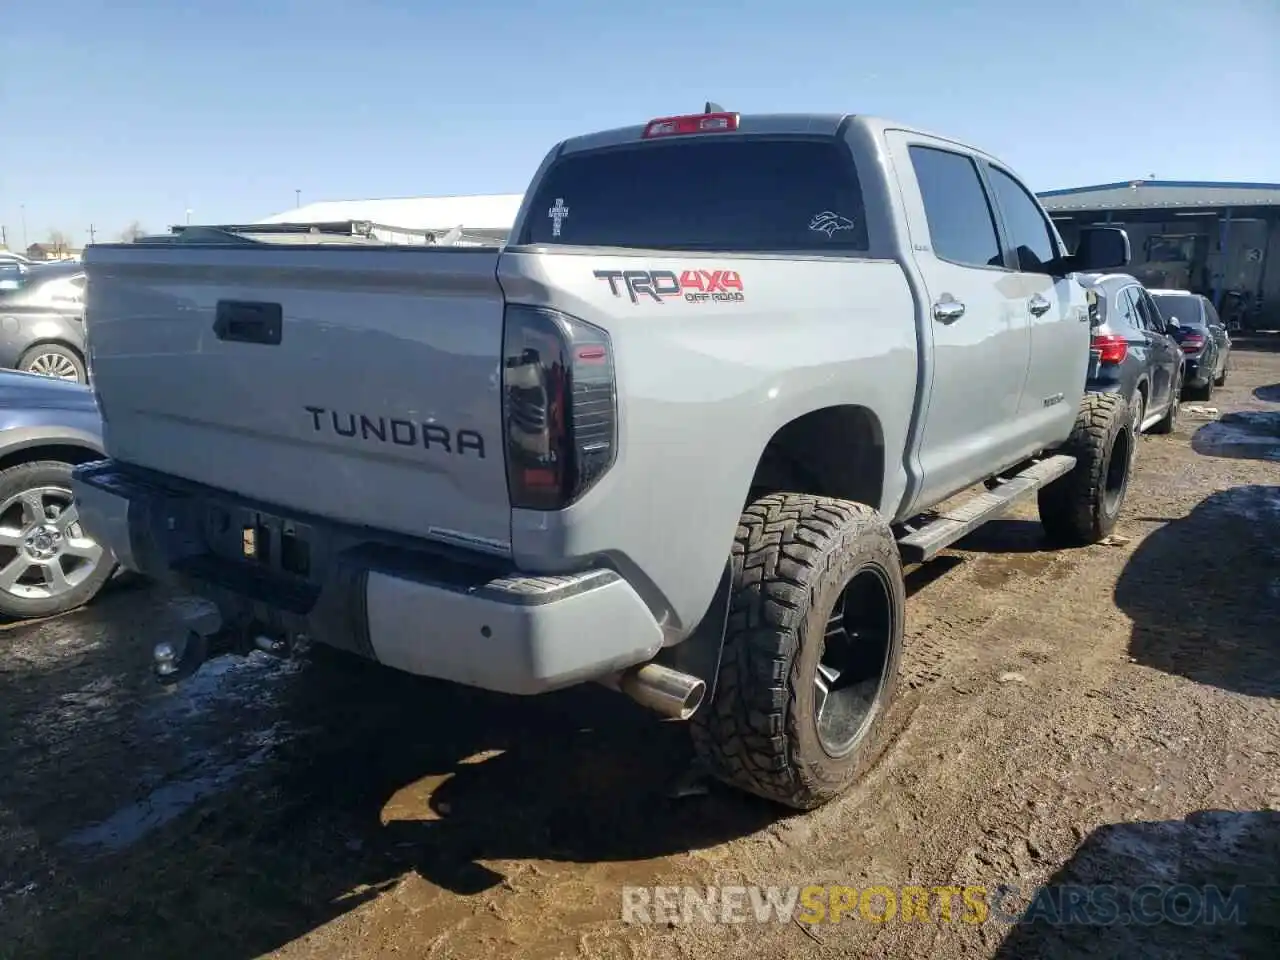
[71,461,664,694]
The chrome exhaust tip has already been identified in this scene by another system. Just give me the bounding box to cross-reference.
[612,662,707,720]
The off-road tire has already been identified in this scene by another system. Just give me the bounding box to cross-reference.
[1150,369,1181,435]
[690,493,905,810]
[0,461,115,621]
[1038,392,1135,547]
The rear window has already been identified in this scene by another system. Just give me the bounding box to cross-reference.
[521,137,870,253]
[1151,294,1203,326]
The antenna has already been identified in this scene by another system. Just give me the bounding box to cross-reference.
[704,101,725,114]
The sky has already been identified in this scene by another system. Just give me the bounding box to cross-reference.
[2,0,1277,248]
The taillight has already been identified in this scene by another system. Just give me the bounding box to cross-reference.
[642,112,740,138]
[502,305,617,510]
[1180,334,1206,354]
[1091,333,1128,364]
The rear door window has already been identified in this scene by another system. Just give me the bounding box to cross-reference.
[1114,287,1141,330]
[521,137,869,253]
[908,146,1003,269]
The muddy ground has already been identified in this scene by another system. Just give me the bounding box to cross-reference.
[2,342,1278,960]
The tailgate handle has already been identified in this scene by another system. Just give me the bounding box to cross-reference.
[214,300,283,345]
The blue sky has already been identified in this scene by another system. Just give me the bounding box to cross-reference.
[2,0,1277,247]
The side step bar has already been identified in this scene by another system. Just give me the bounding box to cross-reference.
[896,454,1076,563]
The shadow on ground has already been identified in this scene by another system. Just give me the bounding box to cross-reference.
[1254,383,1280,404]
[0,617,781,958]
[994,809,1280,959]
[1115,485,1280,698]
[1191,410,1280,463]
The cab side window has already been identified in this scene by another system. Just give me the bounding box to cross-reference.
[908,146,1004,269]
[987,167,1058,273]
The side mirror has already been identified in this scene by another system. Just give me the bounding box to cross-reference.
[1072,227,1131,271]
[1165,316,1181,329]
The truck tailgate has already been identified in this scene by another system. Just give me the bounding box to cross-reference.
[84,245,512,555]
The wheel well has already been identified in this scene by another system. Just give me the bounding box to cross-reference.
[748,405,885,510]
[0,443,103,474]
[16,340,84,363]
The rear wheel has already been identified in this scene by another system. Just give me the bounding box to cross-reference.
[691,493,904,810]
[1214,359,1228,387]
[18,344,86,384]
[1038,392,1135,546]
[0,461,114,621]
[1150,369,1181,435]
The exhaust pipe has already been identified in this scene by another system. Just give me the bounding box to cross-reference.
[608,662,707,720]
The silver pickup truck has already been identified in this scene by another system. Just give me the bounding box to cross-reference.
[73,109,1133,809]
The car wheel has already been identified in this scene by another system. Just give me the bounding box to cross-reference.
[0,461,115,621]
[1150,369,1181,435]
[1038,392,1135,546]
[1214,360,1228,387]
[18,344,87,384]
[691,493,905,810]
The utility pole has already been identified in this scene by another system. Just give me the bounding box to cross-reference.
[295,189,301,208]
[88,224,96,244]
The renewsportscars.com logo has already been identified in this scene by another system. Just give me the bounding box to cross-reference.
[593,268,745,304]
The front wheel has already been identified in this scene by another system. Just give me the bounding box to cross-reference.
[0,461,115,621]
[1038,392,1135,546]
[690,493,905,810]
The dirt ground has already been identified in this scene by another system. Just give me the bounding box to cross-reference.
[2,342,1278,960]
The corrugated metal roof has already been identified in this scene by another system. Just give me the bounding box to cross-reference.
[1038,180,1280,212]
[256,194,525,231]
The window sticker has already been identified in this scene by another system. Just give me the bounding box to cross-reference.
[809,211,856,237]
[547,198,570,238]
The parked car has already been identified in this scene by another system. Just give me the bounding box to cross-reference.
[0,369,113,620]
[0,261,89,383]
[74,107,1133,810]
[1078,273,1183,436]
[1148,289,1232,401]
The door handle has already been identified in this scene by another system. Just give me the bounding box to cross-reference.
[214,300,283,345]
[1028,294,1052,317]
[932,299,965,324]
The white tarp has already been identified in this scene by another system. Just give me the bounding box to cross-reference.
[255,194,525,237]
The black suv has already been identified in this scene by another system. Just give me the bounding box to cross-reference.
[1147,289,1232,402]
[0,261,89,383]
[1079,273,1184,437]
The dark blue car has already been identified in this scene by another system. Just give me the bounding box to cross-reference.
[1078,273,1184,437]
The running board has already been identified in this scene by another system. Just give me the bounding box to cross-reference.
[896,455,1077,563]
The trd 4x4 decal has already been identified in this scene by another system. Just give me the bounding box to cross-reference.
[593,269,745,304]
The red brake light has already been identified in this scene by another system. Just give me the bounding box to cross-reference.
[642,112,740,139]
[1091,333,1128,364]
[1180,333,1206,353]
